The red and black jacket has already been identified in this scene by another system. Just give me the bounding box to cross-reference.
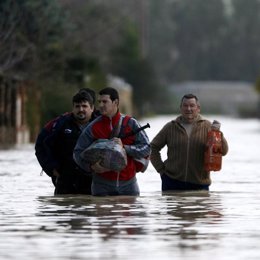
[74,112,151,181]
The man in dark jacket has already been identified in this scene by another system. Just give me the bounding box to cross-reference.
[35,90,97,195]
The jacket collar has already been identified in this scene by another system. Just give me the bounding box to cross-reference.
[102,111,121,127]
[176,114,204,124]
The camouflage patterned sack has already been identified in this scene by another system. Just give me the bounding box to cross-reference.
[80,139,127,172]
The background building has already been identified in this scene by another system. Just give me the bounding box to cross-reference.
[171,81,258,117]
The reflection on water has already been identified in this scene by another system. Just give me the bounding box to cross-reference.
[34,191,224,259]
[37,195,145,239]
[1,116,260,260]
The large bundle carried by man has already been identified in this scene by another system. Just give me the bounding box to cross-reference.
[81,139,127,172]
[80,121,150,172]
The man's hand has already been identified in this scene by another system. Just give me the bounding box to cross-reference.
[91,160,110,173]
[112,137,123,147]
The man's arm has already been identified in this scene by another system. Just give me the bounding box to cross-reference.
[150,124,169,174]
[123,118,151,159]
[73,126,94,172]
[35,115,68,177]
[35,127,60,177]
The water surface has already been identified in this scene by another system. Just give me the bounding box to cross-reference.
[0,116,260,260]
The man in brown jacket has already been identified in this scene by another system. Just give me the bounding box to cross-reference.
[150,93,229,191]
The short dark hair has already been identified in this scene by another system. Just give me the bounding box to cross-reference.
[72,91,94,106]
[181,93,199,105]
[78,88,96,103]
[99,87,119,102]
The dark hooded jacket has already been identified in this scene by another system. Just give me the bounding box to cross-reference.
[35,112,98,194]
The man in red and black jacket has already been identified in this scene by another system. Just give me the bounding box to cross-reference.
[73,87,151,196]
[35,90,98,195]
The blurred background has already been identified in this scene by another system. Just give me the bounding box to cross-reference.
[1,0,260,148]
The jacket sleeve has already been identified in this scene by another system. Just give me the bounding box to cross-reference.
[150,123,170,173]
[35,128,59,177]
[123,118,151,159]
[35,117,65,177]
[73,125,94,172]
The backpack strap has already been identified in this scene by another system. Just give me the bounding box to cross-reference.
[109,115,131,138]
[109,116,123,138]
[122,115,131,127]
[119,115,131,138]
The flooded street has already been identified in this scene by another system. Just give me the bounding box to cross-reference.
[1,115,260,260]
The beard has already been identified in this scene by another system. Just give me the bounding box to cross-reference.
[75,113,86,121]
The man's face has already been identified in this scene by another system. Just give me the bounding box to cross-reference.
[72,101,94,122]
[180,97,200,123]
[98,94,118,117]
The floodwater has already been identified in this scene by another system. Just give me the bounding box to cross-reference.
[0,115,260,260]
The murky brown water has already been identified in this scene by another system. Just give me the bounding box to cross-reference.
[1,116,260,260]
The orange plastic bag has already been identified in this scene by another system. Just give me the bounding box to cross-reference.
[204,122,222,172]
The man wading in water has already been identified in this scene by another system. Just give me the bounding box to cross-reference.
[35,90,97,195]
[73,87,151,196]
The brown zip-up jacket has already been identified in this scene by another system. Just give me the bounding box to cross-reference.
[150,115,229,185]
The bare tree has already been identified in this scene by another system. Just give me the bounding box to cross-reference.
[0,0,35,74]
